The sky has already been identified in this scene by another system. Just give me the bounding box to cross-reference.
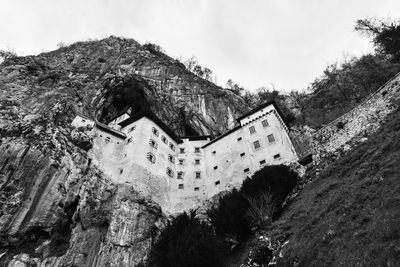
[1,0,400,92]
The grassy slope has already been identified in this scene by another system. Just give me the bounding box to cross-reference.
[273,108,400,266]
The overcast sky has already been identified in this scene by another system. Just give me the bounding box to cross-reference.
[1,0,400,92]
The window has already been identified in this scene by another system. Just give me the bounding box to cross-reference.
[180,148,185,153]
[105,137,111,143]
[194,187,200,191]
[149,139,158,149]
[179,159,184,165]
[195,159,200,165]
[262,119,269,128]
[213,166,218,170]
[244,168,250,173]
[212,150,216,154]
[194,147,200,153]
[253,140,261,150]
[215,181,220,185]
[195,172,201,179]
[177,172,184,179]
[161,135,168,145]
[152,127,159,136]
[120,169,123,174]
[81,119,86,123]
[267,134,275,143]
[178,184,184,189]
[249,126,256,134]
[168,154,175,163]
[166,168,174,177]
[240,152,245,157]
[128,126,136,132]
[237,137,242,141]
[169,143,175,151]
[127,137,132,144]
[273,153,281,159]
[259,159,266,165]
[147,152,156,163]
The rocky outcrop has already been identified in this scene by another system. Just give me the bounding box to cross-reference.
[0,135,164,266]
[0,36,248,266]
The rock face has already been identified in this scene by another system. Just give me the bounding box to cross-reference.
[311,73,400,168]
[0,36,249,266]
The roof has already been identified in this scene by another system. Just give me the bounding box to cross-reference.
[96,121,127,139]
[236,100,288,126]
[105,109,131,125]
[180,135,211,141]
[201,125,241,148]
[118,111,182,143]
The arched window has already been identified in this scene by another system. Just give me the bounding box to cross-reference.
[166,167,174,177]
[161,135,168,145]
[169,143,175,151]
[152,127,159,136]
[147,152,156,163]
[149,139,158,149]
[168,154,175,163]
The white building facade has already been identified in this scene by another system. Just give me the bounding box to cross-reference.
[71,101,298,214]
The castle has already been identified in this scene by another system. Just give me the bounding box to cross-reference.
[72,101,299,214]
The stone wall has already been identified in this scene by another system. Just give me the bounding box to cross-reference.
[311,72,400,168]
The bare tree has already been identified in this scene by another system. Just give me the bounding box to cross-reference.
[246,191,276,230]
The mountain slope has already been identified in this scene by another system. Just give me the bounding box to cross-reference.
[0,36,249,266]
[271,107,400,266]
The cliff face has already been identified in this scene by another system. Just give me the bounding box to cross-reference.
[0,36,248,266]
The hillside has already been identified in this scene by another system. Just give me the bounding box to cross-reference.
[266,107,400,266]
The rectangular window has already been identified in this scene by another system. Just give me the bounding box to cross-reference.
[194,187,200,191]
[240,152,245,157]
[212,150,216,154]
[262,119,269,128]
[178,184,184,189]
[214,166,218,170]
[195,172,201,179]
[180,148,185,153]
[215,181,220,185]
[249,126,256,134]
[179,159,184,165]
[273,154,281,159]
[259,159,266,165]
[244,168,250,173]
[267,134,275,143]
[177,172,184,179]
[194,147,200,153]
[237,137,242,141]
[253,140,261,150]
[195,159,200,165]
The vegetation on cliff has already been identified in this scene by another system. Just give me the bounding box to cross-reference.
[148,165,299,267]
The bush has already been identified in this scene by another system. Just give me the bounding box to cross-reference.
[208,189,251,242]
[241,165,298,215]
[148,212,228,267]
[246,191,276,229]
[208,165,299,242]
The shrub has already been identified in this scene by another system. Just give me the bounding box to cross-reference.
[241,165,299,215]
[208,165,299,242]
[246,191,276,229]
[208,189,251,242]
[148,212,228,267]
